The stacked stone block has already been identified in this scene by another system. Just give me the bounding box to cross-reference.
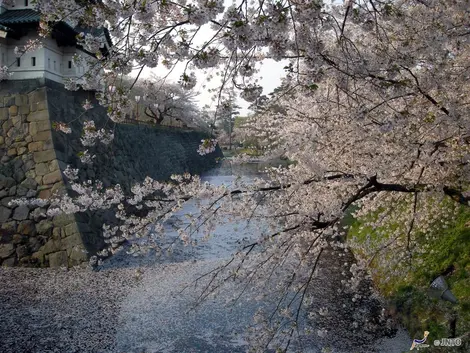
[0,79,222,267]
[0,88,87,267]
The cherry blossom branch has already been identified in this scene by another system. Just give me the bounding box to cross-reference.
[400,65,450,116]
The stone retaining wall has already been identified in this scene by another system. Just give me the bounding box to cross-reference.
[0,79,222,267]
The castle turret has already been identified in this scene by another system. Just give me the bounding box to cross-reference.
[0,0,111,84]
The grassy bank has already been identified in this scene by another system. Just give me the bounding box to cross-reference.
[347,205,470,350]
[220,147,264,158]
[221,148,293,167]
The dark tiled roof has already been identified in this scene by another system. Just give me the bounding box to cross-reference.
[75,26,113,47]
[0,9,112,47]
[0,9,40,25]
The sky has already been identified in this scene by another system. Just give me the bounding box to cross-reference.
[139,59,287,116]
[137,53,288,117]
[133,0,342,115]
[132,0,290,117]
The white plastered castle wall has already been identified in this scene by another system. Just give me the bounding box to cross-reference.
[0,0,103,84]
[1,32,90,83]
[3,0,34,11]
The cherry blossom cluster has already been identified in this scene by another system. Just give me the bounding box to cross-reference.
[193,48,220,69]
[77,33,104,54]
[13,39,43,61]
[44,172,214,256]
[197,138,218,155]
[78,150,95,164]
[38,0,83,27]
[82,99,93,110]
[80,120,114,147]
[0,66,12,81]
[238,63,256,77]
[187,0,225,26]
[33,0,470,350]
[178,72,198,91]
[240,85,263,103]
[63,78,80,91]
[52,122,72,134]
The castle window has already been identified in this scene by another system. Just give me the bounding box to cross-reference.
[48,58,50,69]
[25,0,29,6]
[31,57,36,66]
[16,58,20,67]
[68,61,72,69]
[53,60,56,70]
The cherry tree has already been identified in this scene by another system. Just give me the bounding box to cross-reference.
[15,0,470,351]
[124,74,208,128]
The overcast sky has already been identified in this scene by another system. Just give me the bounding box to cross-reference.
[137,55,287,117]
[132,0,290,116]
[130,0,345,115]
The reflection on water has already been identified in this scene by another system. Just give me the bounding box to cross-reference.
[206,159,267,177]
[162,161,269,262]
[102,162,268,269]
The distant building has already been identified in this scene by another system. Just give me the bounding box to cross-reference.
[0,0,111,84]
